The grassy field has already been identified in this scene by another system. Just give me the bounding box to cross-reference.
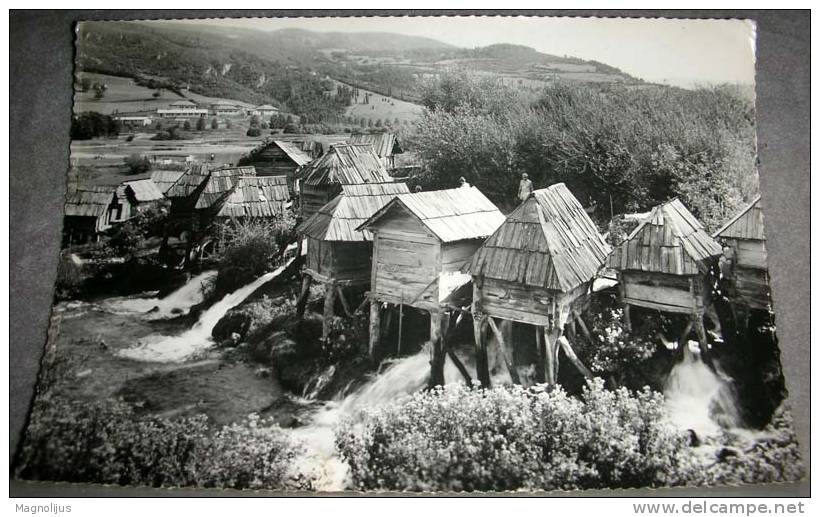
[331,79,423,125]
[74,73,265,115]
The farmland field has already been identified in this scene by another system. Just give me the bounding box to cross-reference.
[331,79,423,124]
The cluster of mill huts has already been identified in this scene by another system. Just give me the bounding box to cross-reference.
[65,128,771,388]
[295,163,772,388]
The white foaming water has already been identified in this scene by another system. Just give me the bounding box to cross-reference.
[291,348,468,491]
[664,342,742,437]
[104,270,217,319]
[118,260,292,363]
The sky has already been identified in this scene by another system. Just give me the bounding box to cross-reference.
[168,16,756,88]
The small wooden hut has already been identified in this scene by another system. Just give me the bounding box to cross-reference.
[295,182,410,340]
[297,143,393,223]
[606,198,723,348]
[357,186,505,382]
[108,179,166,224]
[469,183,611,386]
[713,196,771,314]
[162,164,290,264]
[63,185,116,245]
[348,133,403,170]
[239,139,313,194]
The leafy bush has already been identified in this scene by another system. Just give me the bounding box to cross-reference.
[336,380,694,492]
[124,154,151,175]
[16,394,303,490]
[214,216,296,294]
[246,127,262,137]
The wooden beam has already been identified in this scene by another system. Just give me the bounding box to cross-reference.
[473,314,491,388]
[429,310,446,388]
[487,317,521,385]
[542,327,558,386]
[678,319,694,347]
[368,300,380,362]
[322,282,336,343]
[442,311,472,385]
[353,293,371,315]
[336,285,354,318]
[575,315,593,342]
[535,325,546,384]
[558,336,593,379]
[295,274,311,318]
[447,348,473,385]
[397,293,404,355]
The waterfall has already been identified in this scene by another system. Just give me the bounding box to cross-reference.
[118,259,292,363]
[103,270,217,319]
[664,342,742,437]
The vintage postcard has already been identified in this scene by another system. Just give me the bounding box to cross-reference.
[13,14,804,494]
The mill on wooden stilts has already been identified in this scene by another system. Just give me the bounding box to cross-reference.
[294,182,409,343]
[713,196,772,332]
[469,183,611,387]
[606,198,723,353]
[357,187,505,384]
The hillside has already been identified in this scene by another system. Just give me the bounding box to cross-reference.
[76,21,641,120]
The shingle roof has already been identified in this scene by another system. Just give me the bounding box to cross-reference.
[469,183,612,292]
[606,198,723,275]
[217,176,291,219]
[348,133,402,158]
[297,182,410,242]
[714,196,765,241]
[150,170,186,194]
[122,179,164,203]
[273,140,313,166]
[165,164,258,209]
[358,186,505,243]
[64,185,113,218]
[299,143,393,187]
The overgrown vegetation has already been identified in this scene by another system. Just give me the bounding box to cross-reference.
[409,73,757,229]
[17,394,304,490]
[336,381,803,492]
[70,111,120,140]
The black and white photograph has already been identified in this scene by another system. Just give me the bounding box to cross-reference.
[10,12,808,496]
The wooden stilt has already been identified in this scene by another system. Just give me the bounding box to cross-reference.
[429,310,445,388]
[383,306,393,340]
[567,318,577,341]
[558,336,593,379]
[441,311,471,384]
[678,319,694,348]
[623,303,632,332]
[575,315,593,342]
[397,293,404,355]
[335,285,353,318]
[296,275,311,318]
[322,282,336,343]
[368,299,380,362]
[473,314,491,388]
[694,314,709,352]
[535,326,546,384]
[354,293,370,315]
[487,317,521,385]
[542,327,557,386]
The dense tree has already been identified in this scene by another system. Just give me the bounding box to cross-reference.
[70,112,120,140]
[409,74,757,229]
[196,116,206,131]
[211,118,219,130]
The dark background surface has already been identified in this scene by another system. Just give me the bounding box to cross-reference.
[9,10,810,497]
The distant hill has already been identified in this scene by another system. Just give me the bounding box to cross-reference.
[75,21,641,120]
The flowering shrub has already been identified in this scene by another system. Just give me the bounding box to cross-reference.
[335,380,694,492]
[17,394,304,490]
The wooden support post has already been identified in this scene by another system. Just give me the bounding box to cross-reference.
[322,282,336,343]
[397,293,404,355]
[558,336,593,379]
[473,315,491,388]
[428,310,446,388]
[487,317,521,385]
[447,348,473,385]
[296,275,311,318]
[535,325,546,384]
[368,299,381,362]
[678,319,694,348]
[354,293,370,315]
[542,327,557,386]
[336,285,354,318]
[623,303,632,333]
[694,314,709,353]
[567,318,577,341]
[575,315,593,342]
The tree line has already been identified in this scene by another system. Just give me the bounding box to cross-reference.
[408,72,758,230]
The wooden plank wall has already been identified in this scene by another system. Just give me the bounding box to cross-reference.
[441,240,482,272]
[301,185,341,222]
[371,212,441,310]
[332,241,373,283]
[733,239,768,270]
[478,278,554,326]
